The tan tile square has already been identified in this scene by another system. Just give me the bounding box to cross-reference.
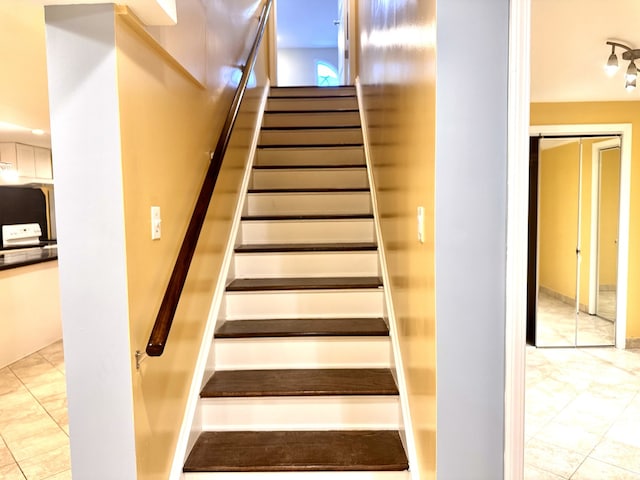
[524,464,566,479]
[8,355,56,387]
[533,421,602,455]
[25,375,67,406]
[0,461,26,479]
[0,437,15,468]
[594,437,640,472]
[0,368,23,396]
[525,438,585,479]
[606,418,640,449]
[571,458,640,480]
[0,389,45,431]
[2,415,68,461]
[37,342,64,372]
[43,470,71,480]
[1,410,58,441]
[17,445,70,480]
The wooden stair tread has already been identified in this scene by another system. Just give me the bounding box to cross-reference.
[258,143,363,149]
[234,242,377,253]
[265,108,359,114]
[215,317,388,338]
[241,214,373,221]
[184,430,408,472]
[253,163,365,169]
[226,276,383,291]
[201,368,398,397]
[261,125,361,130]
[248,187,369,193]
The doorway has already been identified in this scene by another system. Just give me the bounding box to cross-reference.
[527,135,623,347]
[270,0,352,86]
[527,124,631,348]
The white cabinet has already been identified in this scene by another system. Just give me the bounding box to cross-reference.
[0,143,52,181]
[0,143,17,170]
[34,147,52,179]
[16,143,36,178]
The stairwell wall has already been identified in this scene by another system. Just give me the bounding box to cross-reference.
[357,1,437,478]
[45,2,269,479]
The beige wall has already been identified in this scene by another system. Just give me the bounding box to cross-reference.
[358,1,436,477]
[599,147,620,287]
[114,6,268,478]
[531,102,640,339]
[539,142,580,299]
[0,2,49,133]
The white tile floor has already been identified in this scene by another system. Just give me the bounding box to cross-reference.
[526,345,640,479]
[0,341,70,480]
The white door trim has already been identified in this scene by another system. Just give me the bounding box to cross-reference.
[529,124,631,350]
[504,0,531,478]
[589,138,621,316]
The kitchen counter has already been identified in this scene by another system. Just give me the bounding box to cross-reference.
[0,245,58,271]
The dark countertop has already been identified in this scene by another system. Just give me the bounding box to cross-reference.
[0,246,58,271]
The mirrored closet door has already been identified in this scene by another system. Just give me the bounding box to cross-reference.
[528,136,620,347]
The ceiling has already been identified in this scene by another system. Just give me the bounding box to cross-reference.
[531,0,640,103]
[276,0,339,49]
[1,0,639,150]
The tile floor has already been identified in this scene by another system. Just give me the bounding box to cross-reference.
[536,291,616,347]
[0,341,70,479]
[2,340,639,479]
[525,345,640,479]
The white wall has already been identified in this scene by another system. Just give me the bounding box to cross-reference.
[435,0,509,478]
[277,47,338,86]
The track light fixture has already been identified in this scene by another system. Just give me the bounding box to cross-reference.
[605,40,640,91]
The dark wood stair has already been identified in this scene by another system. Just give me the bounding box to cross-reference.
[215,317,388,338]
[184,430,409,472]
[226,276,383,292]
[201,368,398,397]
[234,242,377,253]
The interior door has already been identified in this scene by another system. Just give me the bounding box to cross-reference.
[528,136,619,347]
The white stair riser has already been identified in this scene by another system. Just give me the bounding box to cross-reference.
[224,289,384,319]
[255,147,365,166]
[267,97,358,111]
[260,129,362,145]
[263,112,360,128]
[234,252,379,278]
[245,192,372,216]
[212,337,392,370]
[240,220,375,244]
[200,396,401,431]
[251,168,368,189]
[184,471,411,479]
[269,87,356,97]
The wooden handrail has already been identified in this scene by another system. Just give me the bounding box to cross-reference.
[146,0,273,357]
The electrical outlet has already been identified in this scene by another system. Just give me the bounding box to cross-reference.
[417,206,425,244]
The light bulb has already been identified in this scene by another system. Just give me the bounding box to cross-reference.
[625,77,636,91]
[626,61,638,81]
[605,52,619,76]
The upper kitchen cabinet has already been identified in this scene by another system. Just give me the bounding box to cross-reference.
[0,142,53,183]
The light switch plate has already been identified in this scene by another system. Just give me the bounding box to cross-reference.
[151,206,161,240]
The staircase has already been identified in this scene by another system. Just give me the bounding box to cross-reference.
[183,86,409,478]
